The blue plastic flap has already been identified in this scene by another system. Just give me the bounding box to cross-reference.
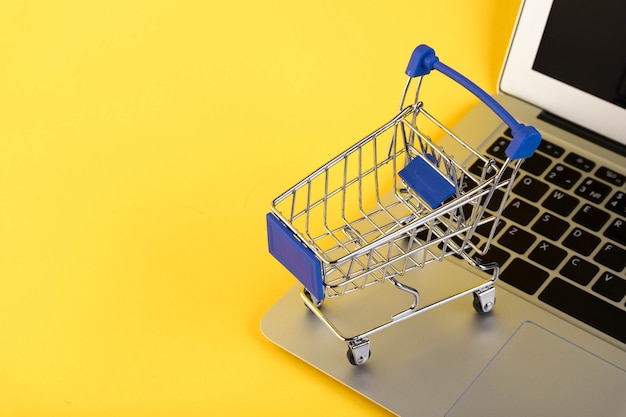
[266,213,324,301]
[399,157,456,208]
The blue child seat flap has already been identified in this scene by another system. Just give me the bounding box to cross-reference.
[398,156,456,208]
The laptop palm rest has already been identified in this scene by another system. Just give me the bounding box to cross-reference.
[262,260,626,416]
[446,321,626,416]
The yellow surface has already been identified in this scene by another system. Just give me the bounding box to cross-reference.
[0,1,520,415]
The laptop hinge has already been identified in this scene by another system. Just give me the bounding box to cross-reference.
[538,111,626,158]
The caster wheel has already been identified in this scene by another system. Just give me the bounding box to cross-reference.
[347,340,371,366]
[347,348,371,366]
[473,292,495,315]
[303,288,322,308]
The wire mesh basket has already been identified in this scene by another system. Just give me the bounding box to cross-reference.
[266,45,541,365]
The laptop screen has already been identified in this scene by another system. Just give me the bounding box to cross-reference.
[532,0,626,110]
[499,0,626,143]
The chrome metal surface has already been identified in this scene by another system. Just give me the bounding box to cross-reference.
[269,73,531,364]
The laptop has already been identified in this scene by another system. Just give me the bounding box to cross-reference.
[261,0,626,415]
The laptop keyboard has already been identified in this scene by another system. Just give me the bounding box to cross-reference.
[467,128,626,344]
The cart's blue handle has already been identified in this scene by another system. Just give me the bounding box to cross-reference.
[405,44,541,160]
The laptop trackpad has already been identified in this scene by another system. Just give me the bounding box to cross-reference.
[446,321,626,417]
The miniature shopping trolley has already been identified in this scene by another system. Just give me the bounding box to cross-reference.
[266,45,541,365]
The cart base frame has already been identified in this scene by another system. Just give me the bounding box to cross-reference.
[301,255,499,365]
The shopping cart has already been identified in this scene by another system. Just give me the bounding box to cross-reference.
[266,45,541,365]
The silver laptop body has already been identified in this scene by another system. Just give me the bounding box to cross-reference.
[262,1,626,415]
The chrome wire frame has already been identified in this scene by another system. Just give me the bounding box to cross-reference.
[270,83,520,301]
[267,63,533,364]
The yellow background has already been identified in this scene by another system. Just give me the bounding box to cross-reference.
[0,1,520,415]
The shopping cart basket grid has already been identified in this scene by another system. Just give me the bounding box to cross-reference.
[267,44,541,365]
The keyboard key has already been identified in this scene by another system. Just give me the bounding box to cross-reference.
[472,245,510,270]
[498,226,536,254]
[502,198,539,226]
[458,175,478,194]
[562,227,601,256]
[531,212,569,241]
[545,164,581,190]
[592,272,626,302]
[575,177,611,204]
[606,191,626,216]
[459,203,474,220]
[452,234,480,250]
[539,278,626,344]
[594,243,626,272]
[541,189,579,216]
[476,218,506,239]
[440,235,480,259]
[604,217,626,245]
[486,137,510,160]
[564,152,595,172]
[572,204,610,231]
[469,159,490,177]
[501,258,549,294]
[521,152,551,176]
[485,189,505,211]
[560,256,599,285]
[595,166,625,186]
[469,159,512,180]
[537,139,565,158]
[512,175,549,202]
[528,240,567,270]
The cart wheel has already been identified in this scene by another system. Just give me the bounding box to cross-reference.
[303,288,322,308]
[472,292,495,315]
[347,340,371,366]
